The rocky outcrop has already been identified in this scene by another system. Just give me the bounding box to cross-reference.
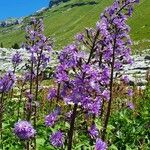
[120,54,150,88]
[0,48,149,86]
[0,18,23,27]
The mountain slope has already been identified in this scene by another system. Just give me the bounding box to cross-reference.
[0,0,149,52]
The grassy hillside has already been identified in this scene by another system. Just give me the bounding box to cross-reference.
[0,0,149,52]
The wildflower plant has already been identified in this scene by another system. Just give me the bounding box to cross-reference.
[0,71,15,148]
[46,0,139,149]
[24,17,52,103]
[23,18,52,116]
[13,18,53,149]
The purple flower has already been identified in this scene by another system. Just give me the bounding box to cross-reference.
[95,139,107,150]
[83,97,102,116]
[55,65,69,83]
[128,6,133,16]
[50,131,64,147]
[75,33,84,42]
[128,89,133,96]
[96,19,109,37]
[127,101,134,110]
[14,121,36,140]
[23,72,35,82]
[103,50,112,61]
[47,88,57,100]
[102,90,110,101]
[12,51,22,66]
[89,80,100,92]
[0,71,16,93]
[88,124,99,139]
[59,45,78,69]
[122,76,130,84]
[100,67,110,85]
[45,111,58,127]
[25,90,34,100]
[114,62,122,71]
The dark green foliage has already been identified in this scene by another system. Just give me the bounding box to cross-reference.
[49,0,71,8]
[12,43,20,49]
[0,42,3,48]
[1,83,150,149]
[108,86,150,149]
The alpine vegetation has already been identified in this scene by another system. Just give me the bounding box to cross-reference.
[1,0,150,150]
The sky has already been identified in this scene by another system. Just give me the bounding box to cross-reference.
[0,0,50,20]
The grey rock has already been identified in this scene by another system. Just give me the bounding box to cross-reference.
[0,48,149,88]
[145,55,150,60]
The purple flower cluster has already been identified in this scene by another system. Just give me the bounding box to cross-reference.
[12,51,22,66]
[75,33,84,42]
[0,71,16,93]
[53,44,110,116]
[50,131,64,147]
[128,89,133,96]
[52,0,139,116]
[95,139,107,150]
[88,124,99,139]
[127,101,134,110]
[47,88,57,100]
[45,110,58,127]
[14,120,36,140]
[23,72,35,82]
[122,75,130,84]
[95,0,139,71]
[25,18,52,70]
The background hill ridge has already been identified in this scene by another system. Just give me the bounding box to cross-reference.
[0,0,149,52]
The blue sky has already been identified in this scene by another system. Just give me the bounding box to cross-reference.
[0,0,50,20]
